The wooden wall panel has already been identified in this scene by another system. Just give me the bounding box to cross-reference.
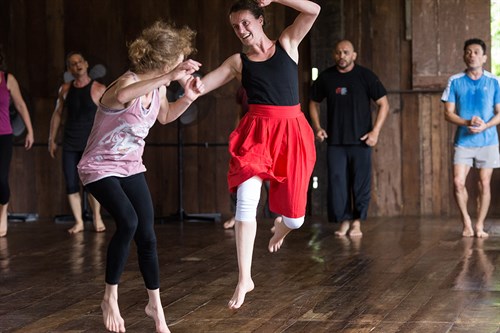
[368,0,403,216]
[1,0,496,220]
[35,98,68,218]
[45,0,65,94]
[412,0,493,217]
[401,93,421,215]
[413,0,491,88]
[420,94,434,214]
[308,0,343,219]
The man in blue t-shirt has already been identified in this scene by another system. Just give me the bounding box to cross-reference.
[309,40,389,237]
[442,38,500,238]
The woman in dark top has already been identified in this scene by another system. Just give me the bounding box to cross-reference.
[201,0,320,310]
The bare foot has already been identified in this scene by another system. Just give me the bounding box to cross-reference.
[68,222,84,234]
[223,217,235,229]
[101,299,125,333]
[462,227,474,237]
[462,217,474,237]
[93,219,106,233]
[348,220,363,237]
[228,279,255,310]
[268,216,292,253]
[476,229,489,238]
[334,221,350,237]
[145,303,170,333]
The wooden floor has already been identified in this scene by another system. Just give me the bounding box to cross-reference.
[1,216,500,333]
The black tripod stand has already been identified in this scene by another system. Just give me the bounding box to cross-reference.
[157,118,221,224]
[156,82,221,223]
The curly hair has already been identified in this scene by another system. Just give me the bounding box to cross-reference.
[128,21,197,74]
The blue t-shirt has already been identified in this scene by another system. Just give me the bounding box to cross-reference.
[441,70,500,147]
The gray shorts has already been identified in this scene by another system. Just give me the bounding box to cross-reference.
[454,145,500,168]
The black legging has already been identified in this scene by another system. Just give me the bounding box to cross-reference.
[0,134,13,205]
[86,173,160,290]
[62,150,84,194]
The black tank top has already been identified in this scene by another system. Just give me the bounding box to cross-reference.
[63,80,97,151]
[241,42,299,106]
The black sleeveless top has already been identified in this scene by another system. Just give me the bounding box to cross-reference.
[241,42,299,106]
[63,80,97,151]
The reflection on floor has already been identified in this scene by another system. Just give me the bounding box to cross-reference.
[0,216,499,332]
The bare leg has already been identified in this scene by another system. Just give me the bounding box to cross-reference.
[0,203,8,237]
[145,288,170,333]
[228,220,256,310]
[268,216,292,253]
[475,168,492,238]
[101,283,125,333]
[67,192,84,234]
[453,164,474,237]
[348,219,363,237]
[89,193,106,232]
[334,220,350,237]
[223,216,235,229]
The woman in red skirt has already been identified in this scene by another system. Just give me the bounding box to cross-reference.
[201,0,320,310]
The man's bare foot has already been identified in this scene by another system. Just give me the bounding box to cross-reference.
[476,229,489,238]
[334,221,350,237]
[462,227,474,237]
[68,222,84,234]
[268,216,291,252]
[101,299,126,333]
[223,217,235,229]
[348,220,363,237]
[228,279,255,310]
[462,217,474,237]
[145,303,170,333]
[93,219,106,233]
[462,221,474,237]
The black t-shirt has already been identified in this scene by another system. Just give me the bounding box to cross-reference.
[310,64,387,145]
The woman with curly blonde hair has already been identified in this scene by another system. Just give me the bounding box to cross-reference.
[77,21,203,333]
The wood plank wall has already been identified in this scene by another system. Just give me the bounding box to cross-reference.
[0,0,495,219]
[1,0,289,219]
[310,0,494,218]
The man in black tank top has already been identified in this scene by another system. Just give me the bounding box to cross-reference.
[48,52,107,234]
[310,40,390,237]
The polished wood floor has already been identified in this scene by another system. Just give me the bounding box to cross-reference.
[0,216,500,333]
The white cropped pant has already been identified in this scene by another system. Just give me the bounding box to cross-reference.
[235,176,304,229]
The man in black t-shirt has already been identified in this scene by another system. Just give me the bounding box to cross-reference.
[309,40,389,237]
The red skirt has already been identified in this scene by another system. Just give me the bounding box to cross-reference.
[228,104,316,218]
